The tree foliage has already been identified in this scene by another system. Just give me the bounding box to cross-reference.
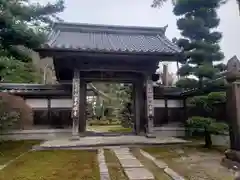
[173,0,225,89]
[0,56,41,83]
[152,0,240,12]
[188,91,226,116]
[88,83,134,128]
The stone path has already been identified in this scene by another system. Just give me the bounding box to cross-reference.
[38,136,187,149]
[140,149,185,180]
[98,149,111,180]
[112,147,154,180]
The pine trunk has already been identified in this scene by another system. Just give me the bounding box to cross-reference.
[204,128,212,148]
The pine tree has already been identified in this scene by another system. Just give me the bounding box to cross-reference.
[0,0,64,54]
[0,0,64,82]
[174,0,225,89]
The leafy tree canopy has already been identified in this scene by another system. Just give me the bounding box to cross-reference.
[0,56,41,83]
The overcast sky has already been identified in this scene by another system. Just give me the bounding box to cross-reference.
[36,0,240,72]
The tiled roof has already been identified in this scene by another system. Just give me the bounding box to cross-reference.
[45,22,181,54]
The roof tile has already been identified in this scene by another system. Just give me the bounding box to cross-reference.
[47,23,181,54]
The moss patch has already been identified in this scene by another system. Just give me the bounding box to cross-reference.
[87,125,132,133]
[0,140,41,165]
[0,150,100,180]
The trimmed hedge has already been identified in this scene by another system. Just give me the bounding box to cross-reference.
[0,92,33,130]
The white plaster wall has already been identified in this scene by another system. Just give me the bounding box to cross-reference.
[167,100,183,108]
[153,99,183,108]
[26,99,48,109]
[26,98,73,109]
[51,99,72,108]
[153,99,165,108]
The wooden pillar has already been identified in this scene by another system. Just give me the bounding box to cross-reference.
[134,81,141,134]
[47,98,51,128]
[132,83,136,133]
[79,79,87,133]
[164,98,168,124]
[146,75,155,137]
[71,69,80,138]
[183,98,187,123]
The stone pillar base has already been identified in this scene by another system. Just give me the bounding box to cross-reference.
[146,133,156,138]
[79,133,86,137]
[70,135,80,141]
[222,149,240,170]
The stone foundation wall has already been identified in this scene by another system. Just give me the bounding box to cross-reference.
[153,126,185,137]
[1,129,72,140]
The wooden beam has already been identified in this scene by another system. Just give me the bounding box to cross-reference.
[36,48,181,62]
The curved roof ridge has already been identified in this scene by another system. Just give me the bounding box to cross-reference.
[52,22,166,35]
[157,34,181,53]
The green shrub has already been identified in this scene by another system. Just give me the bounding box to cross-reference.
[0,93,33,130]
[209,122,229,135]
[186,116,229,148]
[0,99,20,134]
[187,116,228,135]
[207,92,226,104]
[187,116,215,132]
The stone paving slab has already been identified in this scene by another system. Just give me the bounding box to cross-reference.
[124,168,154,180]
[140,150,185,179]
[38,136,188,149]
[119,159,144,168]
[117,154,137,160]
[100,173,111,180]
[140,150,168,169]
[164,167,185,180]
[113,147,155,180]
[99,162,109,173]
[98,149,110,180]
[114,152,131,155]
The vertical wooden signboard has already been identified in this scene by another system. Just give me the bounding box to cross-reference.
[146,78,154,133]
[72,70,80,136]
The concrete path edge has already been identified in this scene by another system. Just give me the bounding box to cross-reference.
[98,149,111,180]
[140,149,185,180]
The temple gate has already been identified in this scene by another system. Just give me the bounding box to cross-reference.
[36,22,181,138]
